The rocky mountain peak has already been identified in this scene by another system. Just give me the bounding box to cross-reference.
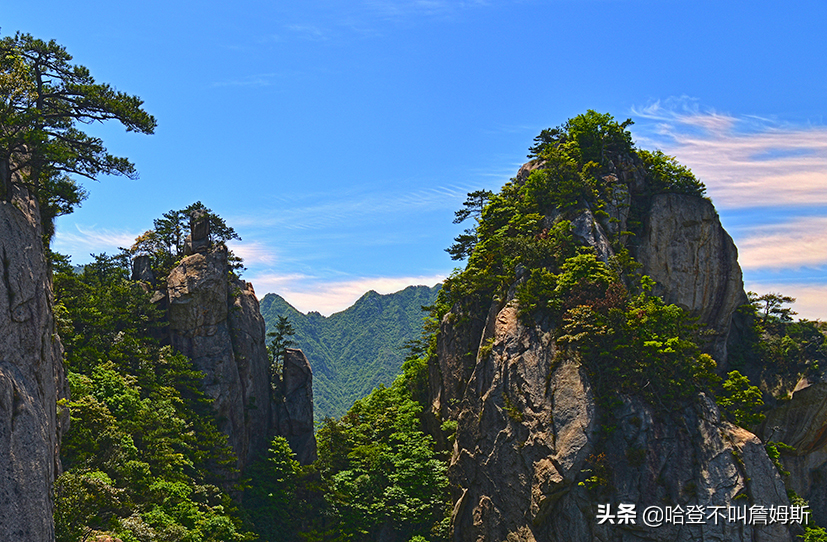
[155,239,317,470]
[427,115,797,541]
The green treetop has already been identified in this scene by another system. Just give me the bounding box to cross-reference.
[0,32,155,239]
[127,201,243,280]
[267,315,296,388]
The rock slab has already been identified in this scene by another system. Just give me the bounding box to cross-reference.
[635,194,747,363]
[0,184,67,540]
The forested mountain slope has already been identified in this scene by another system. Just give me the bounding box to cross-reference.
[260,284,440,420]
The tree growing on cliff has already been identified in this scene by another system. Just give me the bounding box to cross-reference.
[267,315,296,387]
[749,291,797,326]
[446,189,492,261]
[127,202,243,279]
[715,370,765,428]
[0,32,155,239]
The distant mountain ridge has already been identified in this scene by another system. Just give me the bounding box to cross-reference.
[259,284,440,421]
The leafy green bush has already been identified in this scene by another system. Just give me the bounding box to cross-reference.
[639,149,706,197]
[556,259,719,407]
[716,370,765,428]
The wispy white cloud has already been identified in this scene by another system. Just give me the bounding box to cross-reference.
[632,98,827,319]
[229,182,473,230]
[229,241,278,265]
[361,0,489,19]
[211,74,280,88]
[210,69,318,88]
[53,224,140,258]
[246,272,445,315]
[286,24,328,41]
[241,0,493,47]
[735,217,827,271]
[632,98,827,209]
[744,282,827,321]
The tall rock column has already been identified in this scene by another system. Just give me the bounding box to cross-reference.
[164,245,317,468]
[166,246,271,469]
[277,349,317,465]
[0,183,67,540]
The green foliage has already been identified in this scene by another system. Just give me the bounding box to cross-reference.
[0,32,155,240]
[127,201,243,280]
[524,152,593,210]
[54,471,125,542]
[578,453,611,492]
[250,305,451,541]
[502,392,524,422]
[244,437,301,542]
[786,492,825,540]
[267,315,296,387]
[765,441,795,477]
[527,110,634,169]
[805,526,827,542]
[447,189,493,261]
[259,285,441,421]
[314,378,449,541]
[716,370,765,428]
[749,291,797,326]
[53,253,252,542]
[556,261,719,407]
[639,149,706,197]
[559,111,634,168]
[436,111,708,335]
[527,127,562,158]
[729,292,825,379]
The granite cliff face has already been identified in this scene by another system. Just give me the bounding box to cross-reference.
[636,194,747,364]
[160,245,316,469]
[446,296,790,542]
[428,156,795,541]
[754,353,827,526]
[0,182,67,540]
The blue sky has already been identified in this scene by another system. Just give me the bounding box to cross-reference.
[5,1,827,318]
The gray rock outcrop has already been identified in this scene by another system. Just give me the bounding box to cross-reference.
[278,349,317,464]
[760,371,827,526]
[183,209,210,256]
[162,245,316,468]
[635,194,747,363]
[428,158,794,541]
[0,183,67,540]
[130,254,154,284]
[445,296,792,542]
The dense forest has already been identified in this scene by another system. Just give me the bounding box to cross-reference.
[51,245,450,541]
[53,253,252,541]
